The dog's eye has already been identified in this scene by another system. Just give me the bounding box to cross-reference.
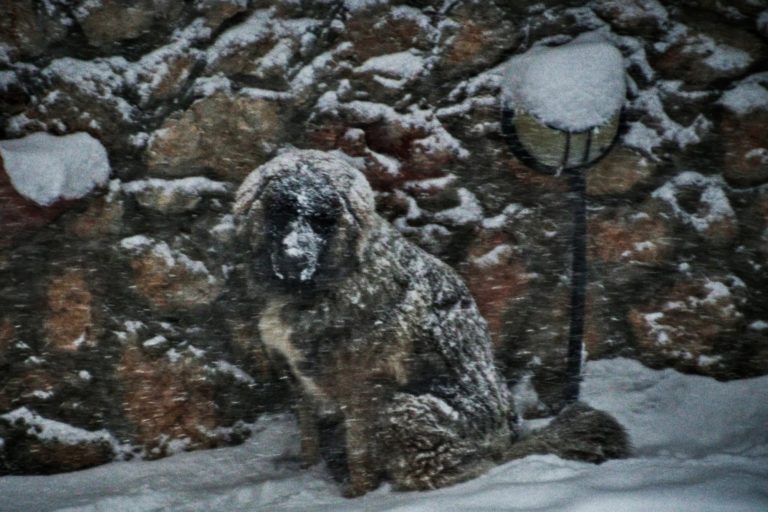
[308,210,337,235]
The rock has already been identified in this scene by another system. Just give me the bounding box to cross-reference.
[719,74,768,187]
[759,10,768,39]
[0,162,68,248]
[74,0,184,48]
[676,0,766,21]
[0,318,13,365]
[461,231,529,345]
[128,48,202,108]
[203,10,280,79]
[586,146,655,196]
[0,408,115,475]
[0,71,31,116]
[346,4,436,62]
[44,270,96,352]
[436,4,518,79]
[122,177,233,215]
[652,172,739,247]
[33,59,138,153]
[629,274,747,375]
[592,0,669,37]
[195,0,249,32]
[65,183,125,240]
[721,110,768,187]
[146,92,286,181]
[0,132,112,246]
[652,20,766,86]
[351,50,427,103]
[118,347,218,457]
[589,202,673,264]
[119,235,224,312]
[0,0,69,59]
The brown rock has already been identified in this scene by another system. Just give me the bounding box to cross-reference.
[0,162,66,248]
[120,236,223,312]
[346,4,435,62]
[146,92,286,181]
[721,110,768,187]
[592,0,669,37]
[461,231,529,345]
[586,147,655,196]
[123,177,232,215]
[652,172,739,247]
[195,0,249,31]
[308,112,454,192]
[437,5,518,78]
[0,318,14,364]
[589,204,673,264]
[0,0,68,59]
[44,270,95,352]
[629,274,747,374]
[652,20,766,85]
[0,408,115,475]
[35,59,138,154]
[132,50,200,108]
[119,347,218,456]
[74,0,183,48]
[0,71,31,116]
[204,26,276,79]
[7,438,114,474]
[66,191,125,240]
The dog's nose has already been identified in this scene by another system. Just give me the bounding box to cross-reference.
[272,218,324,282]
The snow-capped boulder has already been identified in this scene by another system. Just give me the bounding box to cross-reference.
[0,132,111,247]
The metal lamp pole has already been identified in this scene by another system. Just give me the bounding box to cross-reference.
[500,99,621,406]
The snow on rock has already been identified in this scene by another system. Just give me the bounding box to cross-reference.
[718,72,768,115]
[683,33,753,73]
[354,50,426,88]
[0,407,117,447]
[651,172,735,233]
[1,359,767,512]
[122,177,233,214]
[433,188,483,226]
[0,132,110,206]
[43,57,136,122]
[501,41,626,132]
[625,87,712,155]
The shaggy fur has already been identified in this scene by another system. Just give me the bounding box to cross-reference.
[233,150,628,496]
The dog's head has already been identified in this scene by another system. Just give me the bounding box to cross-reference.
[233,150,376,289]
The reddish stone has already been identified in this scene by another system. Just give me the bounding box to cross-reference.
[586,147,655,196]
[44,270,95,352]
[346,5,434,62]
[0,318,14,365]
[589,206,672,264]
[118,347,218,457]
[461,231,529,346]
[0,159,74,248]
[66,195,124,240]
[629,275,746,375]
[122,239,223,313]
[9,439,114,474]
[721,110,768,187]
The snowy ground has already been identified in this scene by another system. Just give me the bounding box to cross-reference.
[1,358,766,512]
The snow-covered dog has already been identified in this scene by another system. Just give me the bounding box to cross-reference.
[233,150,628,496]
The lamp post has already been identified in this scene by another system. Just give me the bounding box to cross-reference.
[500,40,625,405]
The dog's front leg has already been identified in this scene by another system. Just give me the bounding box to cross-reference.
[296,393,321,468]
[342,408,379,497]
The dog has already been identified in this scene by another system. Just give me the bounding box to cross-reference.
[232,150,628,496]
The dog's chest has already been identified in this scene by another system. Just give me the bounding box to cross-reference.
[258,300,326,397]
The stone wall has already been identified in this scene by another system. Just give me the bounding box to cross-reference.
[1,0,767,473]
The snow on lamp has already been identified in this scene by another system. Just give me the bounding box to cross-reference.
[500,40,626,405]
